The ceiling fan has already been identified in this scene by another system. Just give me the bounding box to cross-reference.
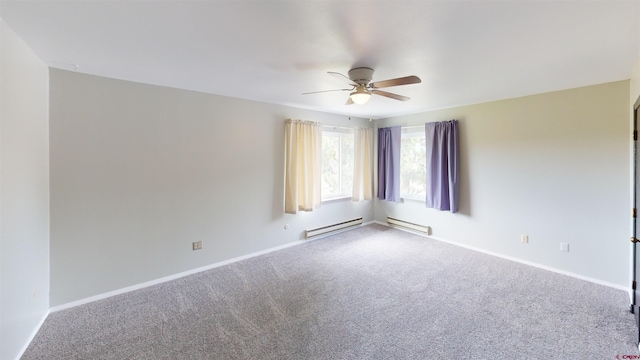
[303,67,421,105]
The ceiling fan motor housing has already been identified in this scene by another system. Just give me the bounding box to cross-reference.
[302,67,418,103]
[348,67,374,85]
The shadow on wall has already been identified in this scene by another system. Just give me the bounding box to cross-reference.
[271,115,286,221]
[457,118,471,217]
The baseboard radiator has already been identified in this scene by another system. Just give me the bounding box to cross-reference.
[305,218,363,239]
[387,217,431,235]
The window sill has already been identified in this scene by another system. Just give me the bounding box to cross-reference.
[401,195,424,203]
[322,196,351,204]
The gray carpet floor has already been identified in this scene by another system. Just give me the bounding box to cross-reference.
[22,224,639,359]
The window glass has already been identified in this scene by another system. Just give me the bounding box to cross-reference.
[400,126,426,199]
[322,127,354,200]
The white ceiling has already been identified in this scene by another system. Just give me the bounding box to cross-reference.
[1,0,638,119]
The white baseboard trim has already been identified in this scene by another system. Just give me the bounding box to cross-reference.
[15,309,50,360]
[374,220,628,292]
[52,221,378,312]
[52,221,378,313]
[52,219,625,314]
[50,239,308,312]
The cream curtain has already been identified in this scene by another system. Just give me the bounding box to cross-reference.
[352,127,374,201]
[284,119,322,214]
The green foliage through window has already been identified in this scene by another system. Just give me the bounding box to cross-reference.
[400,127,426,199]
[322,128,354,200]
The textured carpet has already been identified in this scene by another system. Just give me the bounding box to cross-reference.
[22,224,639,359]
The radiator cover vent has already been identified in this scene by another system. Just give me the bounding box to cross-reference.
[305,218,363,239]
[387,217,431,235]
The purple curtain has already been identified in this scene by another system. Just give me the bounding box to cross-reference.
[425,120,459,213]
[377,126,401,202]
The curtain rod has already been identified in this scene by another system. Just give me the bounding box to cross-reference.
[323,125,356,131]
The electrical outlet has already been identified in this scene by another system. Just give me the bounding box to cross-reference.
[521,234,529,243]
[192,241,202,251]
[560,242,569,252]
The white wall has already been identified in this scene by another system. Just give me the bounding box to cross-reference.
[375,81,630,287]
[48,70,631,306]
[49,69,373,306]
[0,19,50,360]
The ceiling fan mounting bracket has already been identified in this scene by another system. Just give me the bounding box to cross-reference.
[348,67,374,85]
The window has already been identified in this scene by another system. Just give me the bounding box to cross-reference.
[400,126,426,199]
[322,127,354,200]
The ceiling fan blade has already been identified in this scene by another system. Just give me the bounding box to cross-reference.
[370,75,421,89]
[328,71,358,86]
[302,88,351,95]
[372,90,410,101]
[345,97,354,105]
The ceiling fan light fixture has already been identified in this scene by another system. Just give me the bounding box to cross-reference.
[350,85,371,105]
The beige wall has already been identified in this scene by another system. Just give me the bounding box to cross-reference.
[376,81,630,287]
[0,19,50,360]
[631,0,640,105]
[49,69,373,306]
[632,59,640,104]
